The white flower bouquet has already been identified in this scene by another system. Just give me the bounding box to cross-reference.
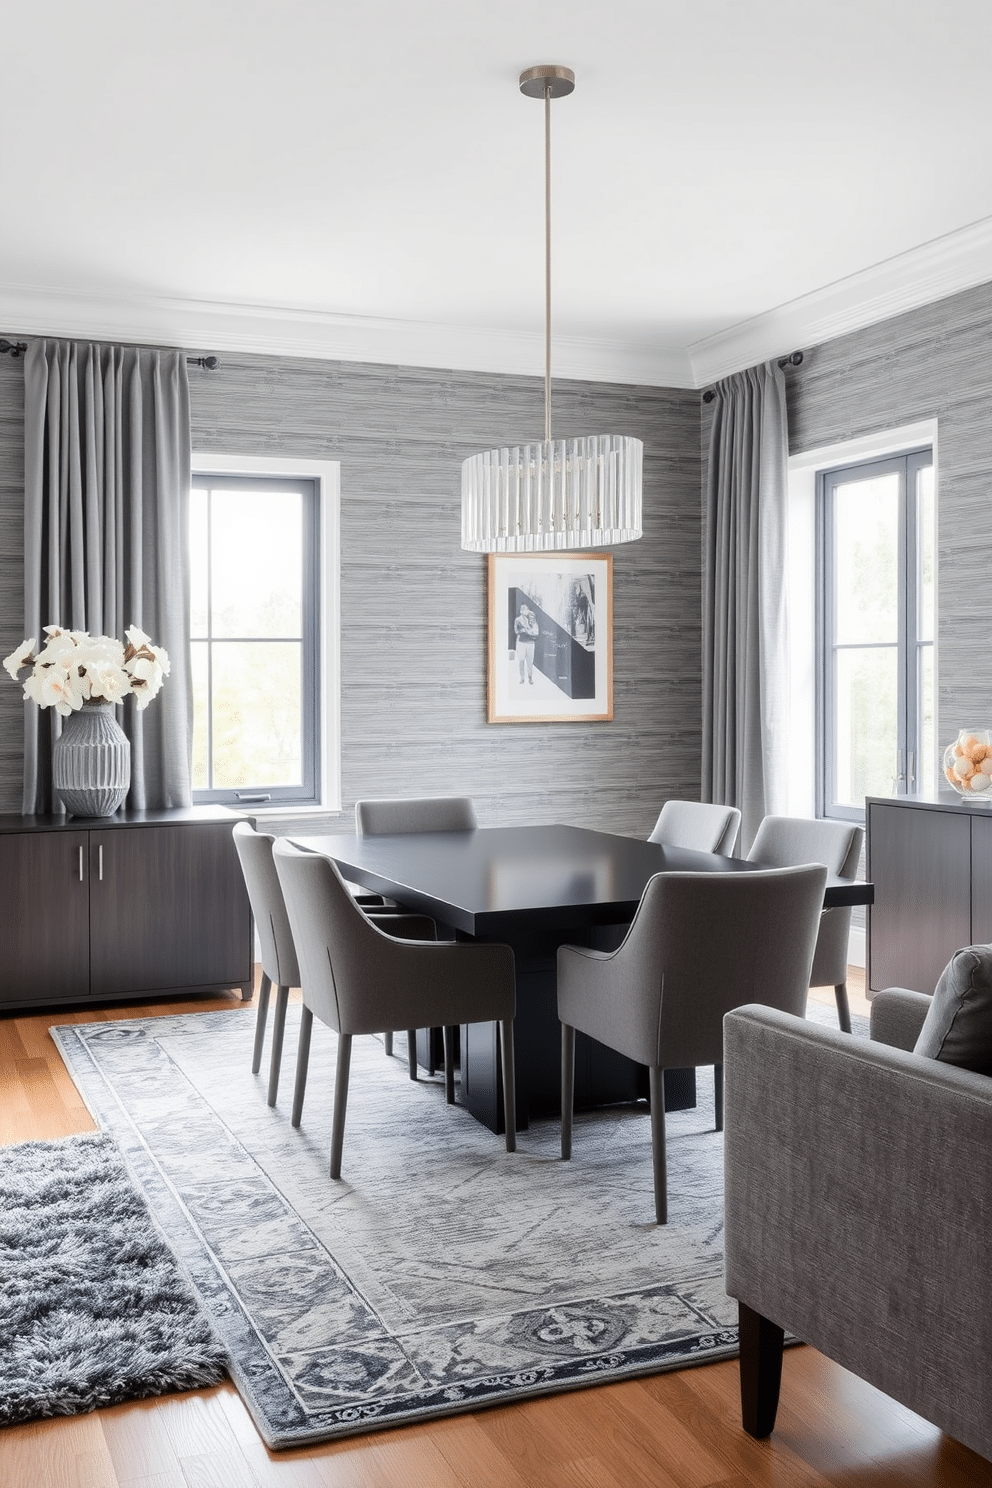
[3,625,170,715]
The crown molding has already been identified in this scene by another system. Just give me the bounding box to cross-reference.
[7,215,991,395]
[688,214,992,387]
[0,282,693,389]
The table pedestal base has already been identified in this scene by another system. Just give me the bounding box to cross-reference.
[457,925,697,1135]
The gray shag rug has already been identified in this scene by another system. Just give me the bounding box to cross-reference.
[51,1002,863,1449]
[0,1131,228,1425]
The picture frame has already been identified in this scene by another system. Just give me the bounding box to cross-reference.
[487,552,613,723]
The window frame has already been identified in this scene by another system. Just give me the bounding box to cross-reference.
[189,453,341,814]
[815,445,934,823]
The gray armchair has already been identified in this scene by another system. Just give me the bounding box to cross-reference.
[273,839,516,1178]
[723,996,992,1463]
[747,815,863,1032]
[558,863,827,1224]
[648,799,741,855]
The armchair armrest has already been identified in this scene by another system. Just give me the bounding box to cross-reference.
[723,1004,992,1464]
[868,986,933,1050]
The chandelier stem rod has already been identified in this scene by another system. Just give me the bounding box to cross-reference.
[544,83,553,445]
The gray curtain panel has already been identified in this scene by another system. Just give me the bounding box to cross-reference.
[22,340,192,813]
[702,360,789,852]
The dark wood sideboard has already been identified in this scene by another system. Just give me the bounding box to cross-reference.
[866,793,992,994]
[0,807,253,1011]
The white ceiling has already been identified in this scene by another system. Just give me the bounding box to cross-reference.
[4,0,992,387]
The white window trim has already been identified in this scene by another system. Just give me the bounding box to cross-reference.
[786,420,938,970]
[190,451,342,815]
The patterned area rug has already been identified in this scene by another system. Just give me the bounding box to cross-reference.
[50,1003,859,1448]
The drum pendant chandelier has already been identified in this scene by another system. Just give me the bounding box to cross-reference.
[460,65,643,553]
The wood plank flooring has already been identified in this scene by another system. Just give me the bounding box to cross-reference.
[1,972,990,1488]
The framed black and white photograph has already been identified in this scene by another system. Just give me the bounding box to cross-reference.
[487,553,613,723]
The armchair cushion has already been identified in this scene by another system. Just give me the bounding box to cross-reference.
[913,943,992,1075]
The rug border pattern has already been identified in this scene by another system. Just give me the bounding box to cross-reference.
[50,1012,744,1449]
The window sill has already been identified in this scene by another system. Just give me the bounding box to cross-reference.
[240,803,346,823]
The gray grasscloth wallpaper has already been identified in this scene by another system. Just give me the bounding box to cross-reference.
[784,278,992,739]
[0,353,703,833]
[4,275,992,832]
[698,276,992,758]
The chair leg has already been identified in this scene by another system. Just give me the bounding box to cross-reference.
[739,1300,785,1438]
[267,984,290,1107]
[407,1030,418,1080]
[499,1018,516,1153]
[383,1031,393,1057]
[715,1063,724,1132]
[648,1065,668,1224]
[560,1023,575,1160]
[329,1033,353,1180]
[291,1004,313,1128]
[443,1025,456,1105]
[251,973,272,1074]
[835,982,853,1034]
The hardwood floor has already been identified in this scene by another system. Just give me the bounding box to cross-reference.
[1,976,990,1488]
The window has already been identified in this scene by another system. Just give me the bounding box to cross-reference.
[817,447,935,820]
[190,470,321,806]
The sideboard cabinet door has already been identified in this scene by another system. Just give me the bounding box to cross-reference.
[88,823,251,997]
[867,803,971,993]
[972,815,992,946]
[0,831,91,1005]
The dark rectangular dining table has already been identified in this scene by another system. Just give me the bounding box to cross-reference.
[290,824,874,1134]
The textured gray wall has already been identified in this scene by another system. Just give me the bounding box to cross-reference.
[5,279,989,830]
[0,351,703,833]
[785,278,992,742]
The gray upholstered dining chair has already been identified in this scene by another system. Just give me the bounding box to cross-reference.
[592,799,746,958]
[648,799,742,855]
[233,821,434,1107]
[746,815,864,1032]
[272,839,517,1178]
[355,796,478,1064]
[355,795,479,835]
[558,863,828,1224]
[232,820,301,1108]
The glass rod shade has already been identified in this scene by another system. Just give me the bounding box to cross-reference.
[461,434,643,553]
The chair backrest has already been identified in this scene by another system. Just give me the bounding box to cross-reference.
[747,815,863,878]
[648,799,742,855]
[606,864,828,1070]
[231,821,300,987]
[275,838,464,1035]
[355,796,478,835]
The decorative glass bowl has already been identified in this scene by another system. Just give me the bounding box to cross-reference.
[943,729,992,800]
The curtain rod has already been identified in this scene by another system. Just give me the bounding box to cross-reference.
[1,338,220,370]
[701,351,803,403]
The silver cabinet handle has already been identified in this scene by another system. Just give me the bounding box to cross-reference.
[78,845,84,881]
[98,844,104,881]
